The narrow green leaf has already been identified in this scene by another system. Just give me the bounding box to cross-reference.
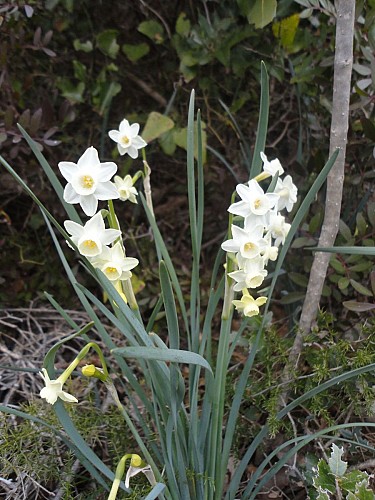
[44,322,94,376]
[140,192,190,340]
[0,155,72,240]
[112,346,213,375]
[250,62,269,178]
[311,246,375,256]
[143,483,166,500]
[159,261,180,350]
[17,124,81,223]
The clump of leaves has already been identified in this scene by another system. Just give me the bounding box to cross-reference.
[311,443,374,499]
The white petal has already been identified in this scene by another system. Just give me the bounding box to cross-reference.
[80,195,98,216]
[58,161,77,182]
[121,257,139,271]
[77,147,100,169]
[60,391,78,403]
[117,144,128,155]
[119,119,130,133]
[96,162,118,182]
[108,130,120,142]
[125,466,142,489]
[127,146,139,159]
[85,212,105,232]
[236,183,253,201]
[132,136,147,148]
[101,229,121,245]
[111,241,124,260]
[130,122,140,136]
[228,200,251,217]
[95,182,119,200]
[40,386,58,404]
[64,220,84,237]
[63,183,81,204]
[221,239,240,253]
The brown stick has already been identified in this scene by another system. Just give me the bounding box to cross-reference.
[282,0,355,393]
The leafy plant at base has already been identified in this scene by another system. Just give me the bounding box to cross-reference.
[311,443,374,499]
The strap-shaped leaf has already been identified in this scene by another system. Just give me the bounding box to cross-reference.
[17,124,81,223]
[112,346,213,375]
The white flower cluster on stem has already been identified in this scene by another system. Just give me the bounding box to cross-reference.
[221,152,297,317]
[58,119,147,302]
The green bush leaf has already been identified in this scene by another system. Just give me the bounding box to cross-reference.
[142,112,175,143]
[248,0,277,28]
[339,219,352,242]
[112,346,213,375]
[96,29,119,59]
[176,12,191,36]
[272,13,300,50]
[280,291,306,304]
[349,279,373,297]
[338,277,350,290]
[330,257,346,274]
[356,212,368,237]
[289,272,309,287]
[73,39,93,52]
[138,20,164,44]
[343,301,375,312]
[341,470,370,492]
[328,444,347,477]
[122,42,150,62]
[313,459,336,493]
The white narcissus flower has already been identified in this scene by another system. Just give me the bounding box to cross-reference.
[114,175,138,203]
[39,368,78,405]
[260,232,279,265]
[232,290,267,317]
[221,224,266,260]
[229,257,268,291]
[90,241,139,281]
[108,119,147,158]
[274,175,298,212]
[266,210,291,247]
[59,147,119,216]
[64,211,121,257]
[260,151,284,176]
[228,180,279,226]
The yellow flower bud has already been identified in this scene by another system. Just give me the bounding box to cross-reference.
[81,364,96,377]
[130,454,143,467]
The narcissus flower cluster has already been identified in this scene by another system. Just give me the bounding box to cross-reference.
[222,152,297,317]
[58,119,147,297]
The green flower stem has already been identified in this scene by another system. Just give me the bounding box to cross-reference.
[104,379,163,487]
[208,196,237,499]
[108,453,132,500]
[131,169,144,185]
[107,200,139,311]
[58,342,109,385]
[107,199,120,232]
